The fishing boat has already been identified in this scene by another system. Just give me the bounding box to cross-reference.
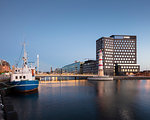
[10,43,39,92]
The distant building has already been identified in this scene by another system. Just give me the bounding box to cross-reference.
[0,59,11,73]
[62,61,83,74]
[54,68,62,74]
[50,67,53,73]
[136,70,150,76]
[82,60,97,74]
[96,35,140,76]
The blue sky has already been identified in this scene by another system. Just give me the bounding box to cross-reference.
[0,0,150,71]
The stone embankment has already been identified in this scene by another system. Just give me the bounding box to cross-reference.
[0,90,18,120]
[0,75,18,120]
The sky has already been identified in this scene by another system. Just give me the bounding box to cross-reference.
[0,0,150,71]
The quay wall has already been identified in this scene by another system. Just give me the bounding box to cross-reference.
[0,90,18,120]
[113,76,150,80]
[0,76,18,120]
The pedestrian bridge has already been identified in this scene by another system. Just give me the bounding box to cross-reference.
[35,74,97,81]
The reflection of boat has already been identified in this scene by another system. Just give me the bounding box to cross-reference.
[10,43,39,92]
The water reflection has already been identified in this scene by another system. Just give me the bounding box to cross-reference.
[144,80,150,92]
[93,81,137,120]
[40,80,88,87]
[9,90,39,120]
[89,80,150,120]
[9,80,150,120]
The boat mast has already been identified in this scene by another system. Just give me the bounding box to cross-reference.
[23,42,27,67]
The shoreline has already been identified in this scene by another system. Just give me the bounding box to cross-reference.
[113,76,150,80]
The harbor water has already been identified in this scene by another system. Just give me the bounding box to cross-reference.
[9,80,150,120]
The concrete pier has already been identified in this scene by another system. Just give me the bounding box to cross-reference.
[88,76,150,81]
[88,76,113,81]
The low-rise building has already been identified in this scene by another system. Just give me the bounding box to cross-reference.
[62,61,83,74]
[115,64,140,76]
[54,68,62,74]
[82,60,97,74]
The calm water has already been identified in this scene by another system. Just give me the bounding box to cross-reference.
[9,80,150,120]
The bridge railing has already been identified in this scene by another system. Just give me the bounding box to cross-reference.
[35,73,97,77]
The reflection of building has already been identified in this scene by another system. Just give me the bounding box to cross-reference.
[93,80,139,120]
[96,35,140,76]
[62,61,83,74]
[0,59,11,73]
[82,60,97,74]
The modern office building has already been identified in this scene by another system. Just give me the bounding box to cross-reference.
[62,61,83,74]
[82,60,97,74]
[96,35,140,76]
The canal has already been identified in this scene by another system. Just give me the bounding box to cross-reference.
[9,80,150,120]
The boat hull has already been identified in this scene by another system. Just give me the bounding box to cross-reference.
[11,80,39,92]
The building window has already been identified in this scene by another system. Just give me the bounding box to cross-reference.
[23,76,26,79]
[20,76,22,79]
[15,76,18,79]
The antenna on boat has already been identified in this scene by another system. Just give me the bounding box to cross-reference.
[23,42,27,67]
[23,42,26,58]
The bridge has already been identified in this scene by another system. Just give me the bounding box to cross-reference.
[35,74,97,81]
[35,74,150,81]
